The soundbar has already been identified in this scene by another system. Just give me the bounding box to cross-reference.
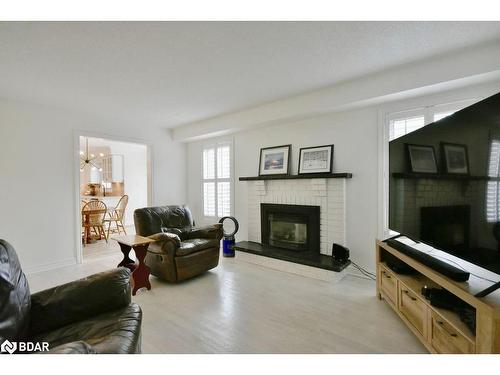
[386,238,470,282]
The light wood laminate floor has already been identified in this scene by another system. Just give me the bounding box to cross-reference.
[27,254,426,353]
[82,225,135,260]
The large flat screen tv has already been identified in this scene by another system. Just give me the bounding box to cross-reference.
[389,92,500,274]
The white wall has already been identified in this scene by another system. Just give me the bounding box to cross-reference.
[0,97,186,273]
[187,80,500,272]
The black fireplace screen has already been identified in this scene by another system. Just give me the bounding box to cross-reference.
[261,203,320,253]
[268,213,308,250]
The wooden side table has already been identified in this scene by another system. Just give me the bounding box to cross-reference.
[112,235,155,296]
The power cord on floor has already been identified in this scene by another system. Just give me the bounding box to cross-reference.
[349,260,376,281]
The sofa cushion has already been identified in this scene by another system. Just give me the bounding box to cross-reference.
[176,238,220,257]
[0,239,31,343]
[32,303,142,354]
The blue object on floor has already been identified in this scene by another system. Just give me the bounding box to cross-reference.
[222,236,236,257]
[219,216,239,258]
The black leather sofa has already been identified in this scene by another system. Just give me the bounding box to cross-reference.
[134,205,223,283]
[0,239,142,354]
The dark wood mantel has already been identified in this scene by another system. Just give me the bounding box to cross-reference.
[239,173,352,181]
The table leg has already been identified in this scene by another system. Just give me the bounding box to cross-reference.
[117,243,136,271]
[83,226,88,244]
[131,244,151,296]
[83,214,90,244]
[82,213,96,244]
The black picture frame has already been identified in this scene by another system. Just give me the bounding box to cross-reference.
[258,144,291,176]
[298,144,334,175]
[440,142,470,175]
[406,143,438,174]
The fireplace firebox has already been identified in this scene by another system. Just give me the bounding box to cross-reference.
[260,203,320,253]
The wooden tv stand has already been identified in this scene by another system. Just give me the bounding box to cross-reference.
[376,239,500,353]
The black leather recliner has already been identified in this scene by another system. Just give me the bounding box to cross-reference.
[134,205,223,283]
[0,239,142,354]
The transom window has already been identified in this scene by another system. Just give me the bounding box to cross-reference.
[433,111,454,122]
[389,115,425,141]
[388,99,476,141]
[202,142,232,218]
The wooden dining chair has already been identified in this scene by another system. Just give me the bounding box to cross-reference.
[105,195,129,239]
[81,200,108,246]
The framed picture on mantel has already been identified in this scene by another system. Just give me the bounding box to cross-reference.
[298,145,334,174]
[258,144,291,176]
[406,143,438,174]
[441,142,470,175]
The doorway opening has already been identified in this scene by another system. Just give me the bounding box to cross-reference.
[77,135,150,261]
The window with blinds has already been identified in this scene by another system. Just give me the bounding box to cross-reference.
[389,115,425,141]
[388,100,477,141]
[433,111,454,122]
[203,143,232,217]
[487,139,500,222]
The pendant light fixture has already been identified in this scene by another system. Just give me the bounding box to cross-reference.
[80,137,104,172]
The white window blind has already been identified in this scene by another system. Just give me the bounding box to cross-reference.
[433,111,454,122]
[388,99,480,142]
[487,139,500,222]
[389,115,425,141]
[203,143,232,218]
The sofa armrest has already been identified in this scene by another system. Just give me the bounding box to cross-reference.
[29,268,131,336]
[188,223,223,240]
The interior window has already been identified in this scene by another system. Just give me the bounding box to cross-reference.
[202,143,232,217]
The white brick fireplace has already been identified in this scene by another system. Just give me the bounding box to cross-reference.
[246,178,347,255]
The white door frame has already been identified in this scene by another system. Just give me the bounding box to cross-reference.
[73,129,154,264]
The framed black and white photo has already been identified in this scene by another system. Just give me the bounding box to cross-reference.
[441,142,469,175]
[258,144,291,176]
[406,144,438,174]
[298,145,334,174]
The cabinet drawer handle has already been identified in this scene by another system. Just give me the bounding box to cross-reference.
[403,290,417,301]
[437,321,458,337]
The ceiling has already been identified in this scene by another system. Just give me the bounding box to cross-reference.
[1,21,500,128]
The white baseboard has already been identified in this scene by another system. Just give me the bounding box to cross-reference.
[234,251,348,283]
[24,257,77,275]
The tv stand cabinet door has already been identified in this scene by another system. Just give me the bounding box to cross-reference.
[379,265,398,307]
[430,312,475,354]
[398,283,427,338]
